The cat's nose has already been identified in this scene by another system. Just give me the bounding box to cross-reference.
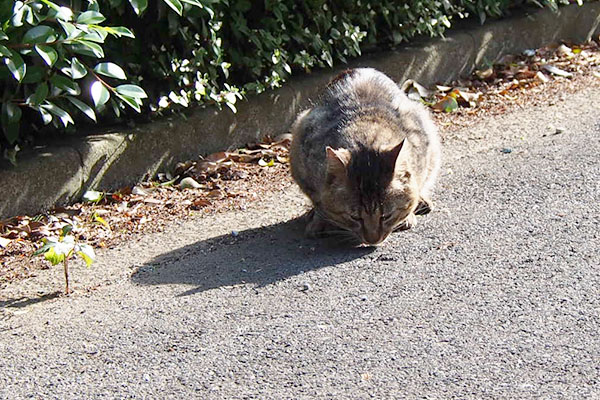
[362,229,383,245]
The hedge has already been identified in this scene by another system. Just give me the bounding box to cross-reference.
[0,0,580,163]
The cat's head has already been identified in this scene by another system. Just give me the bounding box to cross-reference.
[318,140,418,245]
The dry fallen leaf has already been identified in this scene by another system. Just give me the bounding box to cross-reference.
[143,198,164,205]
[0,237,11,248]
[542,64,573,78]
[436,85,453,92]
[191,199,211,209]
[401,79,434,100]
[454,89,481,107]
[204,151,230,163]
[475,67,494,80]
[535,71,550,83]
[207,189,226,199]
[132,185,152,196]
[556,44,574,58]
[180,177,204,190]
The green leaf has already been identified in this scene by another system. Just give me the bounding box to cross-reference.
[1,122,19,144]
[94,62,126,80]
[41,102,74,127]
[23,26,57,44]
[11,3,28,27]
[71,57,88,79]
[33,241,54,257]
[115,92,141,112]
[0,30,8,41]
[2,102,21,124]
[76,244,95,267]
[58,20,82,39]
[82,190,103,202]
[433,95,459,113]
[61,225,73,237]
[1,102,21,144]
[106,26,135,39]
[162,0,183,15]
[55,6,74,21]
[21,66,44,84]
[109,99,121,118]
[5,50,26,82]
[181,0,203,7]
[91,81,111,108]
[115,84,147,99]
[35,44,58,67]
[29,82,49,106]
[87,1,100,11]
[0,1,13,21]
[50,75,81,95]
[0,45,10,57]
[92,212,110,229]
[38,106,53,125]
[42,236,75,264]
[77,244,96,268]
[66,96,97,122]
[258,158,275,167]
[44,246,66,265]
[76,10,106,24]
[128,0,148,15]
[70,40,104,58]
[81,29,107,43]
[39,0,61,12]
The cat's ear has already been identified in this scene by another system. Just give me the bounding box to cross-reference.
[325,146,350,182]
[383,139,405,169]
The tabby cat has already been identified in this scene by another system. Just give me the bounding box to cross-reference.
[290,68,441,245]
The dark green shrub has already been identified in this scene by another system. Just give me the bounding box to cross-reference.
[0,0,581,162]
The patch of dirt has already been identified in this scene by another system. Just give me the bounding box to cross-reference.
[1,39,600,289]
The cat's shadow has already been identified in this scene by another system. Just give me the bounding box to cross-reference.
[131,216,375,296]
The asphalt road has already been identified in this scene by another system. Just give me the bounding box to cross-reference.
[1,86,599,399]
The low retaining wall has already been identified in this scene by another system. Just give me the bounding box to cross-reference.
[1,2,599,219]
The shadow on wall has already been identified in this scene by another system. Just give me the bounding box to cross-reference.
[131,216,374,297]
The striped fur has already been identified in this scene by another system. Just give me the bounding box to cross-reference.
[290,68,441,245]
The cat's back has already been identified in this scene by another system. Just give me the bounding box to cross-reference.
[323,68,410,111]
[290,68,440,199]
[291,68,425,156]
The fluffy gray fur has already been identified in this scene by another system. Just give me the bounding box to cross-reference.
[290,68,441,245]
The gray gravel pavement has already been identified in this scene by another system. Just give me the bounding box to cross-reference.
[1,86,599,399]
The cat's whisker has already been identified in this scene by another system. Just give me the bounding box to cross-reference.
[323,230,361,244]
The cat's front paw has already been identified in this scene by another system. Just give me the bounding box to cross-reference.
[415,197,432,215]
[395,213,417,231]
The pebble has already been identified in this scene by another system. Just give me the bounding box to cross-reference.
[500,148,512,154]
[300,283,311,292]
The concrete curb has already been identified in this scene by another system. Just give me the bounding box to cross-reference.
[1,2,599,219]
